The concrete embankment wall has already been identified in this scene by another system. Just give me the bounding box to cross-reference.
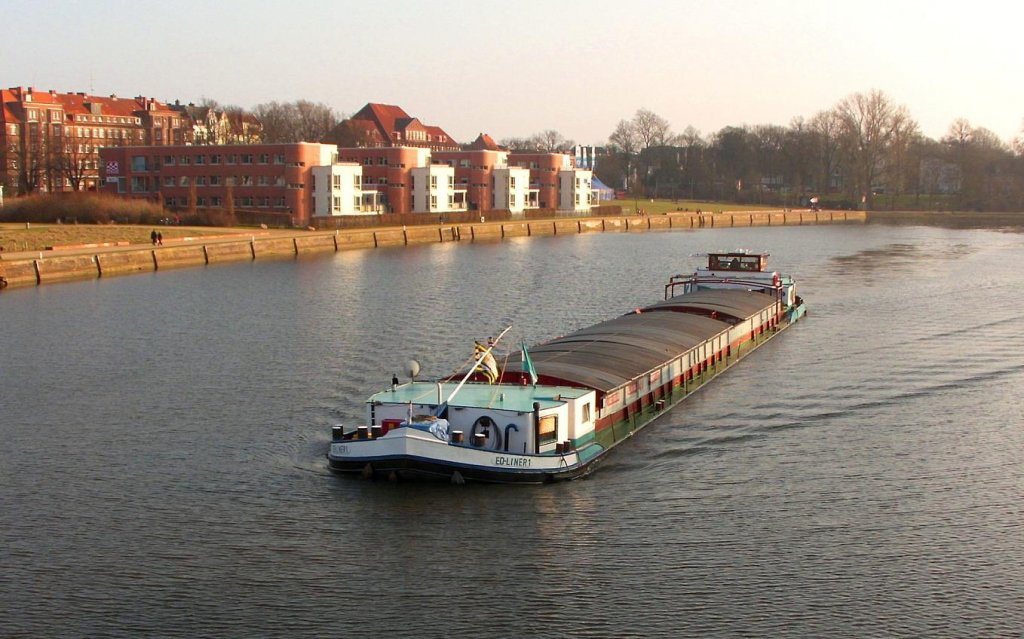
[0,210,865,290]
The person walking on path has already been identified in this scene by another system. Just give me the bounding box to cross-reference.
[151,230,158,245]
[156,231,163,246]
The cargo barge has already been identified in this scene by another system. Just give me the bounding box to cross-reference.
[327,251,806,484]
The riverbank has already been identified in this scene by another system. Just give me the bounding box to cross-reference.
[866,210,1024,228]
[0,208,864,289]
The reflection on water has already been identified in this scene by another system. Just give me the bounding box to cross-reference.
[3,223,1024,638]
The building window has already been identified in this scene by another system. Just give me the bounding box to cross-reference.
[430,195,437,209]
[179,177,189,186]
[131,156,148,172]
[241,154,253,164]
[226,154,237,164]
[179,155,191,165]
[430,175,437,189]
[377,156,386,165]
[210,154,221,165]
[258,153,269,164]
[274,154,285,164]
[353,175,360,188]
[196,176,207,186]
[164,155,175,166]
[241,176,253,186]
[332,196,341,212]
[363,157,372,166]
[210,176,221,186]
[258,176,269,186]
[163,177,175,187]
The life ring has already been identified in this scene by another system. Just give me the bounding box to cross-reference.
[470,416,503,450]
[772,273,781,287]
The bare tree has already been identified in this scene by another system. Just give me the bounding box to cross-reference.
[530,130,573,152]
[253,100,339,143]
[59,129,97,191]
[324,119,371,148]
[16,121,47,195]
[942,119,1012,209]
[293,100,338,142]
[608,119,639,156]
[833,89,915,209]
[809,109,843,195]
[498,136,537,151]
[782,117,817,199]
[632,108,672,149]
[608,119,639,189]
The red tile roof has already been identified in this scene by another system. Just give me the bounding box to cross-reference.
[466,133,501,151]
[347,102,458,149]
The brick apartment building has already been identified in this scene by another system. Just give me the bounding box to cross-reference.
[98,101,592,225]
[1,87,192,195]
[101,139,594,226]
[99,142,336,225]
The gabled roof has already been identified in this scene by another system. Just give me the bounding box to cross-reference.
[425,125,452,144]
[351,103,411,144]
[56,92,145,119]
[466,133,501,151]
[347,102,457,148]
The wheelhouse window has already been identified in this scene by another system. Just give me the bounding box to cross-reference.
[538,415,558,445]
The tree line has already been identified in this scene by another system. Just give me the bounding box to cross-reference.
[596,90,1024,212]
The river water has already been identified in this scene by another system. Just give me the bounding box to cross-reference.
[3,221,1024,638]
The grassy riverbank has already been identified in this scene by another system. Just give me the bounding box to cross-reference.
[0,223,257,253]
[866,210,1024,228]
[0,199,771,253]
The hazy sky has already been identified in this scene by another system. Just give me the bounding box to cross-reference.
[4,0,1021,146]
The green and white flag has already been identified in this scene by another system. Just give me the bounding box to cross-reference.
[521,340,538,386]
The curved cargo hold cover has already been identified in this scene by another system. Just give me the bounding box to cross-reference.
[505,289,778,393]
[645,289,779,320]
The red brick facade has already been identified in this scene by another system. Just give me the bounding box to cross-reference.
[1,87,191,195]
[99,143,334,225]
